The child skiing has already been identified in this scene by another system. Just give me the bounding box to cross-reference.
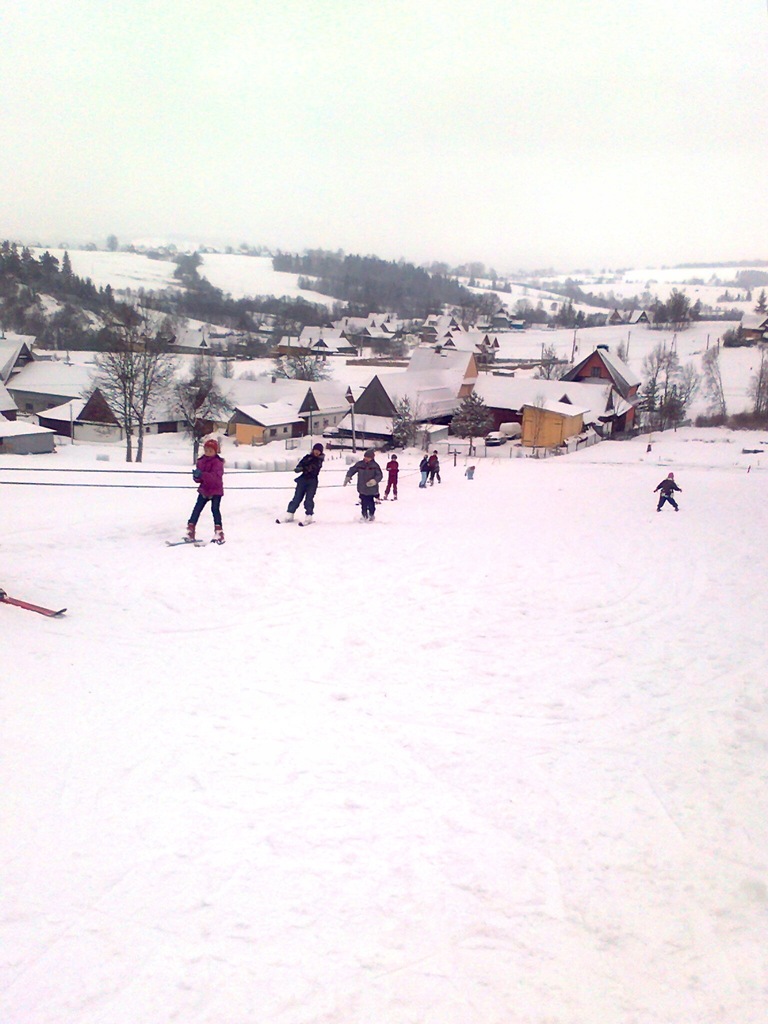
[282,443,325,522]
[187,437,225,542]
[384,453,399,499]
[344,449,383,520]
[654,472,682,512]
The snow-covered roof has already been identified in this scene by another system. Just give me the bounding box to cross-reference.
[0,381,17,413]
[474,376,615,427]
[526,400,591,418]
[335,412,393,436]
[0,420,56,437]
[741,313,768,331]
[0,334,36,382]
[408,346,476,379]
[234,401,303,427]
[38,398,87,420]
[378,369,465,417]
[6,360,92,398]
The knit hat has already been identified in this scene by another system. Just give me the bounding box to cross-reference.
[668,472,674,478]
[364,448,376,458]
[312,442,324,453]
[203,438,219,453]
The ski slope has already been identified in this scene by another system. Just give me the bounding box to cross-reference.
[2,428,768,1023]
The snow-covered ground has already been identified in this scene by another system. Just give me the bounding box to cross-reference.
[2,427,768,1024]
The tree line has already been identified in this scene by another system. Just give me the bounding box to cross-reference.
[274,249,489,320]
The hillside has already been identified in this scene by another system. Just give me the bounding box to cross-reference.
[2,427,767,1023]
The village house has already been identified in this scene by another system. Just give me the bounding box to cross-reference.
[1,381,18,420]
[0,333,36,384]
[36,388,185,442]
[560,345,640,431]
[472,374,628,440]
[327,345,478,448]
[228,401,305,445]
[739,313,768,344]
[5,360,93,416]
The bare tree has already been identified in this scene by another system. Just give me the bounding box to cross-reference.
[272,353,331,382]
[701,346,727,418]
[174,355,231,461]
[639,343,698,429]
[534,343,569,380]
[91,315,175,462]
[750,349,768,417]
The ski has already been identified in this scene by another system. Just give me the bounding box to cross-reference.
[0,590,66,617]
[165,539,207,547]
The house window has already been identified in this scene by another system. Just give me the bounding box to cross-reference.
[270,428,277,437]
[590,367,601,378]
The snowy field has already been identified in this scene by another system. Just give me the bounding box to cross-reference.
[2,427,768,1024]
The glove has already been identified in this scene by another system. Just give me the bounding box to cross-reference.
[344,480,349,486]
[193,469,202,482]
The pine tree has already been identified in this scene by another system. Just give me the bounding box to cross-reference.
[450,391,494,447]
[391,396,419,448]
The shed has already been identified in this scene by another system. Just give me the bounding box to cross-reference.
[521,401,589,448]
[0,420,56,455]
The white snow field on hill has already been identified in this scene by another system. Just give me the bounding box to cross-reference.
[2,428,768,1024]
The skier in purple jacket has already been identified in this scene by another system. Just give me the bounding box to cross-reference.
[187,438,225,542]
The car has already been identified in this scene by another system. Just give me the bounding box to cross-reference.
[484,431,507,446]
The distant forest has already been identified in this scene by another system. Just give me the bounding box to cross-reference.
[273,250,496,320]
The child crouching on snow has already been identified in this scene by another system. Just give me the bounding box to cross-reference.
[187,438,225,542]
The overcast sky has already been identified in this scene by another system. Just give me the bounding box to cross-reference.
[2,0,767,273]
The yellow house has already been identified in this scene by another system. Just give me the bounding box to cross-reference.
[521,400,588,448]
[228,402,304,445]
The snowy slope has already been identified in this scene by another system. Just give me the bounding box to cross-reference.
[2,428,768,1024]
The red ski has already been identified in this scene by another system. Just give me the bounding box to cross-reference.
[0,589,66,617]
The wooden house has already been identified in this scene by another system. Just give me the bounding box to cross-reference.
[740,313,768,344]
[560,346,640,431]
[521,400,589,448]
[228,401,305,445]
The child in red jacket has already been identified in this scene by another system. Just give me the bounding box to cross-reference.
[384,454,399,499]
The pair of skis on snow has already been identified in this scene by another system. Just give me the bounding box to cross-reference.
[0,588,66,617]
[165,539,219,547]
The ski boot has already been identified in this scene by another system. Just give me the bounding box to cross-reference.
[186,522,196,542]
[214,525,225,544]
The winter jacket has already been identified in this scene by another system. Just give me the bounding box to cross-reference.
[419,456,430,473]
[345,458,383,495]
[386,458,399,478]
[428,454,440,472]
[294,452,324,481]
[654,478,681,496]
[194,453,224,497]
